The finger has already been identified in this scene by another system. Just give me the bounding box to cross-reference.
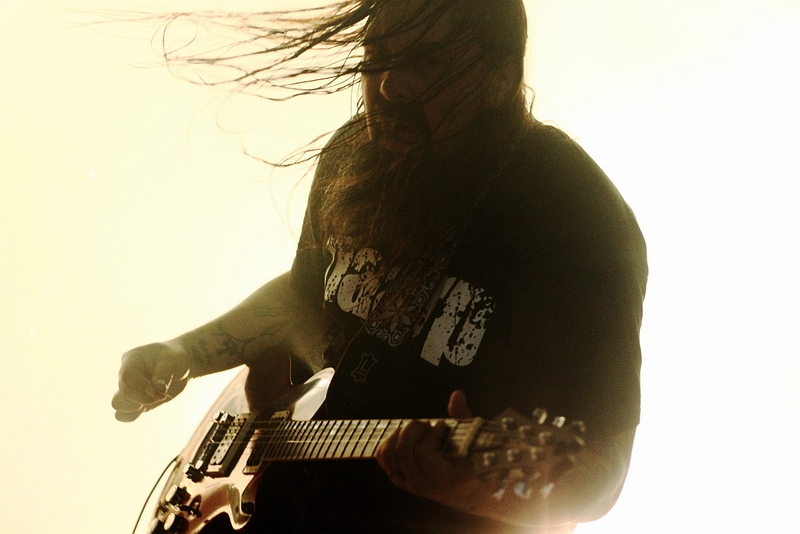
[111,391,146,422]
[376,427,402,479]
[112,388,164,411]
[114,408,143,423]
[448,390,473,419]
[118,351,160,400]
[150,352,191,398]
[117,370,160,406]
[394,420,432,491]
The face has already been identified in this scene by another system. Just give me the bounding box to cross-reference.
[361,0,488,154]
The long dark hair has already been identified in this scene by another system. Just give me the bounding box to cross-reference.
[152,1,527,105]
[150,0,531,263]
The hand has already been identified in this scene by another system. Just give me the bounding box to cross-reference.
[375,391,495,513]
[111,341,192,422]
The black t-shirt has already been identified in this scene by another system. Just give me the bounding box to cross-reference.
[274,121,648,533]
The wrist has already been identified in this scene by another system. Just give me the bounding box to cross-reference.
[161,338,197,379]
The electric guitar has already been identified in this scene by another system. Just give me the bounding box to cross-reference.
[138,367,586,534]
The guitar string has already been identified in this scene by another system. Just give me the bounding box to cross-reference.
[201,418,511,444]
[201,417,490,442]
[195,419,522,454]
[191,425,564,466]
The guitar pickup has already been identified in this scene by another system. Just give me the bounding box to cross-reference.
[193,411,255,478]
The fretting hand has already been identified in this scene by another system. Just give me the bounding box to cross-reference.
[375,390,495,513]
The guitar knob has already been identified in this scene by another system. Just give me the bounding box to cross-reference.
[184,464,204,483]
[165,485,190,506]
[163,512,188,533]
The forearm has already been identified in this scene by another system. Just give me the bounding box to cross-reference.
[170,271,329,378]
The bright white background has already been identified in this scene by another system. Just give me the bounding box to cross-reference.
[2,1,798,532]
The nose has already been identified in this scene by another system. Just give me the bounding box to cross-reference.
[379,67,413,103]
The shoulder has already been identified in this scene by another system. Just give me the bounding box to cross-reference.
[512,123,634,228]
[499,122,647,277]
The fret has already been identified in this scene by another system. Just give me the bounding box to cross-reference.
[286,421,305,460]
[351,420,371,458]
[363,419,397,457]
[278,421,294,461]
[298,420,321,460]
[245,427,268,468]
[308,420,333,460]
[292,421,311,460]
[322,421,344,459]
[332,420,355,459]
[254,418,461,462]
[261,420,283,461]
[364,420,384,457]
[309,421,331,460]
[274,420,295,460]
[342,420,369,459]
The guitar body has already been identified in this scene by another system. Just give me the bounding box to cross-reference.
[140,366,333,534]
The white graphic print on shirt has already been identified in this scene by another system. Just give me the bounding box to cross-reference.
[324,245,495,367]
[420,277,494,367]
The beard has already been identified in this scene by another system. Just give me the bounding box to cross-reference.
[317,107,516,268]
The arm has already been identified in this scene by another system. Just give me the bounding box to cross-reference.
[112,271,332,421]
[175,271,330,377]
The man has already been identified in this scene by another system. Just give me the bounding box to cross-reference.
[112,1,647,532]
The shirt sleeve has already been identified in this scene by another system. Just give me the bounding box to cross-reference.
[470,124,647,440]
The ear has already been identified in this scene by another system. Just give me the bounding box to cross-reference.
[484,59,519,109]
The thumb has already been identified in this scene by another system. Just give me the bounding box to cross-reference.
[151,354,190,397]
[448,390,473,419]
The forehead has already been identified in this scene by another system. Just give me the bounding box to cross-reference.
[364,0,457,49]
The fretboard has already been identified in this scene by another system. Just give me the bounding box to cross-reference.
[241,416,480,472]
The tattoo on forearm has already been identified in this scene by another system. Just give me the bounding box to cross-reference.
[189,305,290,370]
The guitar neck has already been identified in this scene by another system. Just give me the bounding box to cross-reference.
[250,417,474,463]
[193,413,486,478]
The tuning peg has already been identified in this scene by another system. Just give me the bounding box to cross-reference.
[506,447,523,464]
[482,451,499,468]
[537,429,555,446]
[513,469,544,500]
[531,408,547,425]
[527,445,543,462]
[568,420,587,435]
[513,480,534,499]
[551,416,566,429]
[501,416,519,431]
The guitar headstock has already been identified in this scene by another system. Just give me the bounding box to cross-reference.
[450,408,586,500]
